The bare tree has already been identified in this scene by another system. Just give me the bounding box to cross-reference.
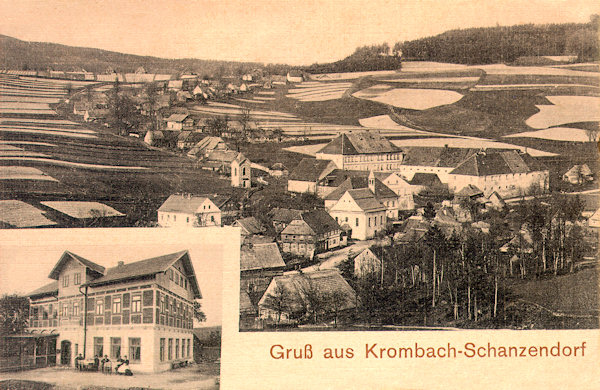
[262,282,292,326]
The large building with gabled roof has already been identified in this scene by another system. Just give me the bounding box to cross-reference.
[446,150,549,198]
[27,250,201,372]
[315,131,403,172]
[328,187,387,240]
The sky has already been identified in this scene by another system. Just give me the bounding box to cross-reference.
[0,227,237,327]
[0,0,598,65]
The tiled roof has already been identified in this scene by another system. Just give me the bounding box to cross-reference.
[206,150,246,164]
[289,158,335,181]
[317,132,399,155]
[87,250,201,298]
[165,113,189,122]
[401,147,479,167]
[300,209,341,235]
[234,217,266,235]
[28,281,58,298]
[239,290,256,314]
[48,251,105,280]
[346,188,385,212]
[450,150,547,176]
[240,243,285,272]
[319,169,368,187]
[269,208,304,223]
[158,194,217,214]
[409,173,444,187]
[455,184,484,197]
[324,177,396,202]
[188,137,227,157]
[259,269,357,314]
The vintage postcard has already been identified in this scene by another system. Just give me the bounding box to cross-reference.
[0,0,598,389]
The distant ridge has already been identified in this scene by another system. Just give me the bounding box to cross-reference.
[0,34,263,76]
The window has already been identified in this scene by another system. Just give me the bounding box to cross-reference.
[160,338,165,362]
[94,337,103,357]
[169,269,174,281]
[380,216,383,225]
[95,300,104,315]
[129,338,141,362]
[174,215,176,221]
[187,338,191,357]
[168,339,173,360]
[184,279,188,289]
[73,302,79,316]
[210,215,215,222]
[74,273,81,285]
[110,337,121,359]
[132,295,141,313]
[161,296,166,312]
[182,339,186,358]
[175,339,180,359]
[62,304,69,317]
[112,297,121,314]
[186,217,189,223]
[62,275,69,287]
[368,218,371,227]
[355,218,359,226]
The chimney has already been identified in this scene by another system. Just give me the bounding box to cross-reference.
[117,261,124,267]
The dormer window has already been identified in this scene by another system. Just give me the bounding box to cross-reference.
[62,275,69,287]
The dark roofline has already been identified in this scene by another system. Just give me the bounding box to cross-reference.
[48,251,105,280]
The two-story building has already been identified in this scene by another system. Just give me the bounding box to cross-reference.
[27,250,201,372]
[315,131,403,172]
[328,188,387,240]
[279,209,346,257]
[157,194,223,227]
[164,114,194,131]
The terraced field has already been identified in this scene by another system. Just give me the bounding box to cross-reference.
[0,74,233,226]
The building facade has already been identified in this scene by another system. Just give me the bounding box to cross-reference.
[157,194,222,227]
[328,188,387,240]
[315,132,403,172]
[27,250,201,373]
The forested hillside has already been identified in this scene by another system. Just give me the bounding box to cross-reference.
[397,16,599,64]
[303,43,403,74]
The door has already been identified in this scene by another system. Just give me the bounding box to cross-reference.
[60,340,71,366]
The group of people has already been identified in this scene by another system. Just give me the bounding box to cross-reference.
[73,354,132,375]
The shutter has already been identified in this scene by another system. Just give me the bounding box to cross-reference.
[156,292,161,311]
[122,309,130,325]
[143,290,153,306]
[87,297,95,311]
[86,313,94,326]
[155,309,160,324]
[104,311,110,324]
[104,296,111,309]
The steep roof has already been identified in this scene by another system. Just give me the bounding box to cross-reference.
[402,147,480,167]
[206,150,246,164]
[456,184,484,197]
[86,250,201,298]
[239,290,256,315]
[345,188,385,212]
[319,169,368,187]
[234,217,266,235]
[259,269,357,314]
[48,251,105,280]
[300,209,341,235]
[324,177,396,202]
[188,136,227,157]
[317,132,399,155]
[409,173,444,187]
[158,194,217,214]
[270,208,304,223]
[450,150,547,176]
[165,113,189,122]
[289,158,335,181]
[28,281,59,298]
[240,243,285,272]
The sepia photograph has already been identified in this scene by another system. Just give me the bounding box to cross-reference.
[0,0,598,388]
[0,228,228,389]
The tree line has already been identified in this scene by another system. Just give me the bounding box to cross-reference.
[397,16,599,64]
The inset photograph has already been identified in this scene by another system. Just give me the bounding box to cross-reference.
[0,228,228,390]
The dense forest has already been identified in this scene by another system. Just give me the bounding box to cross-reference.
[397,15,599,64]
[303,43,403,74]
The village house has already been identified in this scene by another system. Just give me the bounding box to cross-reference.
[286,70,304,83]
[164,114,194,131]
[258,269,356,325]
[328,188,387,240]
[316,169,369,198]
[279,209,346,258]
[353,247,382,278]
[324,171,412,219]
[269,208,304,234]
[157,194,223,227]
[187,136,228,158]
[447,150,549,198]
[27,250,200,372]
[232,216,267,241]
[176,131,204,150]
[167,80,183,91]
[202,150,252,188]
[315,131,403,172]
[562,164,593,185]
[287,158,338,194]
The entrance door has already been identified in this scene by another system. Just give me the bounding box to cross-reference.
[60,340,71,366]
